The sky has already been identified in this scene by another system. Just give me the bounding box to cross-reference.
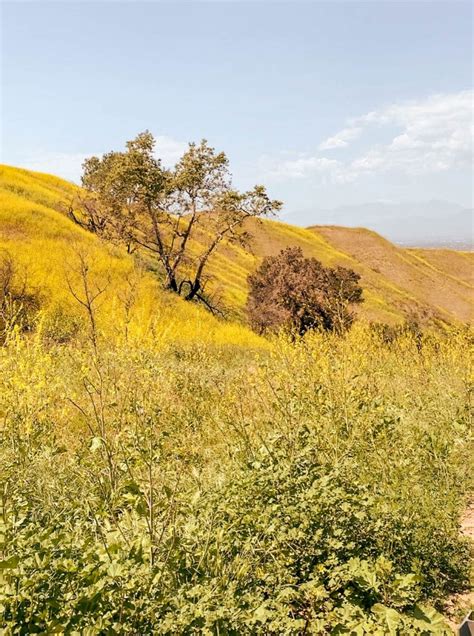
[1,1,473,233]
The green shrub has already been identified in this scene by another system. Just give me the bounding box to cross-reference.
[0,327,471,633]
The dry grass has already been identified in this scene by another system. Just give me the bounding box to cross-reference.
[312,225,474,324]
[0,165,266,349]
[2,163,472,329]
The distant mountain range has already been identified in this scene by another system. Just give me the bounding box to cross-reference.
[289,200,473,249]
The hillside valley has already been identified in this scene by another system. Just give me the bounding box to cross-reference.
[1,164,472,329]
[0,163,472,633]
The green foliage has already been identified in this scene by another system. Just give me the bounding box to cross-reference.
[0,434,463,633]
[79,134,282,308]
[0,326,471,632]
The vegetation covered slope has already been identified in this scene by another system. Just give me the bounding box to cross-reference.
[0,165,472,632]
[312,226,473,324]
[0,165,264,348]
[177,206,473,325]
[206,219,473,324]
[1,164,472,327]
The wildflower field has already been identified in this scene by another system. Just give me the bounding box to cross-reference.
[0,165,472,633]
[0,321,472,633]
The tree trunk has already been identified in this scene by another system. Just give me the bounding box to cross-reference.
[165,273,178,293]
[184,280,200,301]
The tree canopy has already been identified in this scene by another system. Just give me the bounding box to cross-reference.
[73,132,282,311]
[247,246,363,335]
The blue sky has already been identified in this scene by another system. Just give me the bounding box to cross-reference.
[1,1,472,227]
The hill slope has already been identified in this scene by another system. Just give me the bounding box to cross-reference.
[309,225,473,324]
[206,218,473,324]
[0,165,264,347]
[1,164,472,327]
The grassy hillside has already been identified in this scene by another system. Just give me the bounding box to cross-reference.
[206,218,473,325]
[0,165,265,348]
[311,225,473,324]
[0,165,472,632]
[1,164,472,328]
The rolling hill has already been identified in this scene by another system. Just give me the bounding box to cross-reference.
[0,164,265,348]
[290,200,473,248]
[207,218,473,325]
[1,164,472,329]
[1,164,472,632]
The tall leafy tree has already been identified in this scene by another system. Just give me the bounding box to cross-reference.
[77,132,282,309]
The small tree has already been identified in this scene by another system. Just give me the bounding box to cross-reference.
[65,251,110,352]
[247,247,363,335]
[75,132,282,310]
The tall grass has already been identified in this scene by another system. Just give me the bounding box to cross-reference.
[0,182,266,350]
[0,324,471,633]
[0,164,472,632]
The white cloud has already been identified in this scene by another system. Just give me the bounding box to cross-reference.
[318,126,362,150]
[259,154,343,181]
[154,135,187,167]
[21,152,90,184]
[262,90,473,183]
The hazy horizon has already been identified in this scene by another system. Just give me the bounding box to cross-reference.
[1,1,472,241]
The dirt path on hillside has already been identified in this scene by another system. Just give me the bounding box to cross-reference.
[446,503,474,633]
[461,504,474,542]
